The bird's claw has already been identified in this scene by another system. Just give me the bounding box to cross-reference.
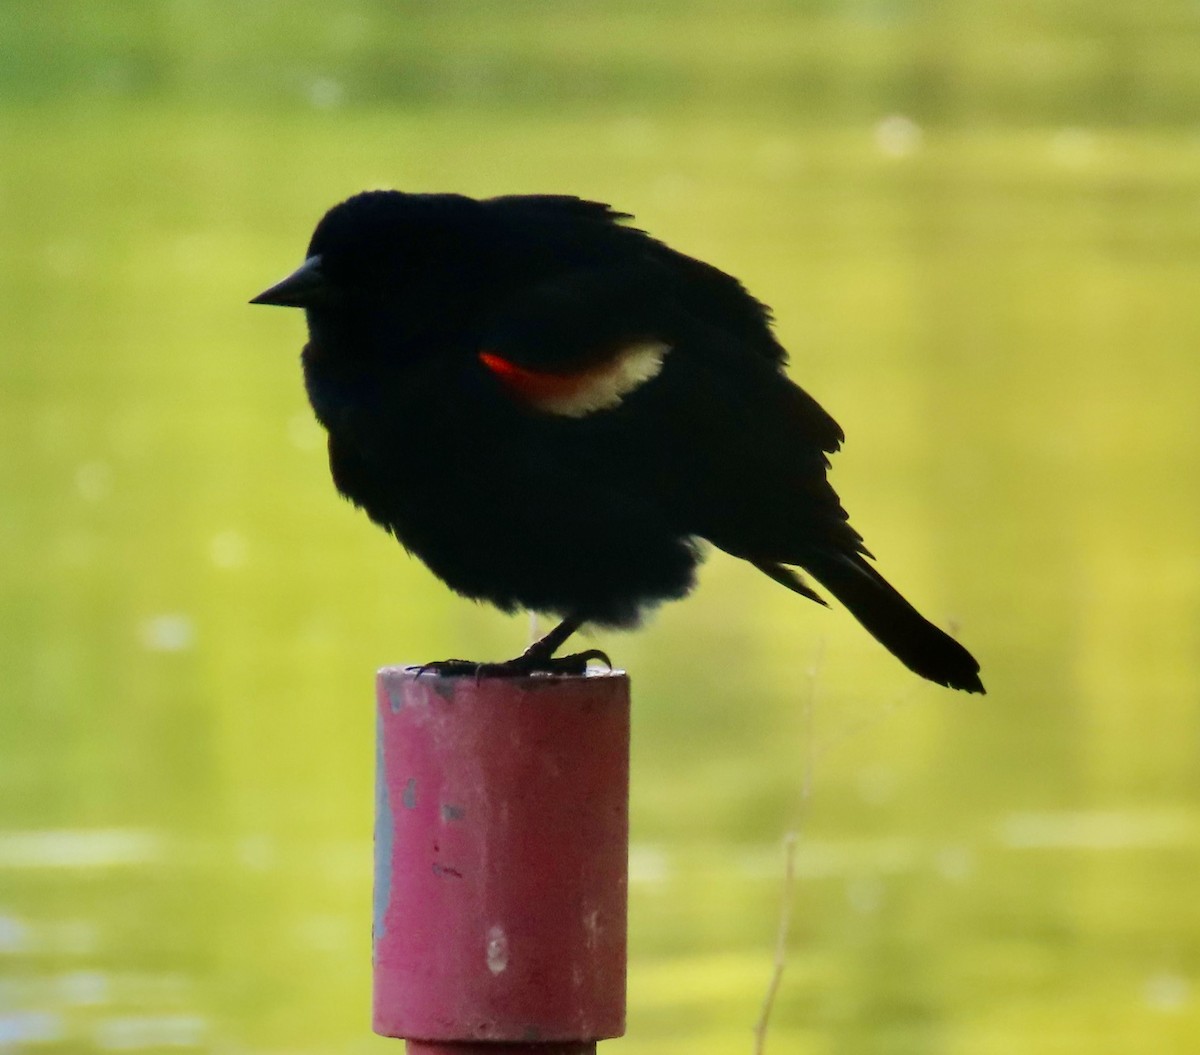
[407,648,612,680]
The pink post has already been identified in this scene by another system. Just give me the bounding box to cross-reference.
[373,668,630,1055]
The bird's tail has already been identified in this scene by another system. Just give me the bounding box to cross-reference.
[802,552,985,693]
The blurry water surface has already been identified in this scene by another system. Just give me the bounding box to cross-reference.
[3,3,1200,1053]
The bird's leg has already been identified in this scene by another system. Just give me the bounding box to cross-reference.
[410,613,613,678]
[519,612,583,664]
[512,613,614,673]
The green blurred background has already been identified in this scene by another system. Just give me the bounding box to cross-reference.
[3,1,1199,1052]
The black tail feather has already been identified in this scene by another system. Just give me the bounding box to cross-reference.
[752,560,828,607]
[800,553,985,694]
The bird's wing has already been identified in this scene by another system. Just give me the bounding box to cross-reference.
[475,263,857,556]
[477,261,842,448]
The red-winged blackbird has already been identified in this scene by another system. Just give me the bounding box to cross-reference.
[252,191,984,692]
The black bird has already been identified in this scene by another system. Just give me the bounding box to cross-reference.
[252,191,984,692]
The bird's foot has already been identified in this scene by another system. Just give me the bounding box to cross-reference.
[408,647,612,680]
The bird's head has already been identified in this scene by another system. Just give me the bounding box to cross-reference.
[251,190,492,356]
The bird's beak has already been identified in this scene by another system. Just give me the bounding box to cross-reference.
[250,255,327,308]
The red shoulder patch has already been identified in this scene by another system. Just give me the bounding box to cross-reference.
[479,342,668,418]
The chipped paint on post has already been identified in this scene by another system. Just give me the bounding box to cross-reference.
[583,908,601,952]
[486,926,509,975]
[386,684,405,713]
